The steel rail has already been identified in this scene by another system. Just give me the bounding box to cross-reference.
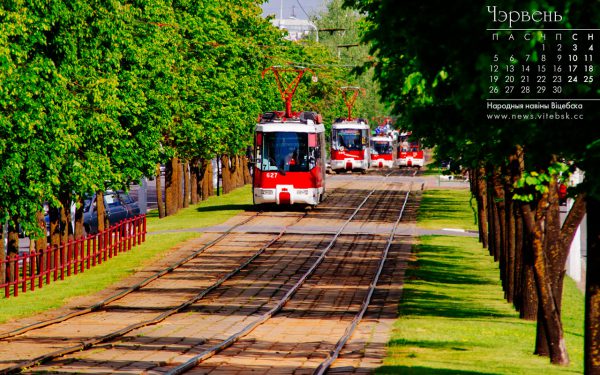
[0,211,265,341]
[2,211,310,374]
[166,178,394,375]
[313,184,413,375]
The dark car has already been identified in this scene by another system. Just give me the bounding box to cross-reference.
[83,190,140,234]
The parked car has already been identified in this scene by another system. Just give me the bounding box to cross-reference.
[83,190,140,234]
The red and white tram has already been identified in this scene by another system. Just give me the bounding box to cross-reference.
[252,66,326,206]
[369,135,397,169]
[329,87,370,173]
[330,119,370,173]
[253,111,326,206]
[398,132,424,168]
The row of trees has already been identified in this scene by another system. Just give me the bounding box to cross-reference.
[0,1,384,278]
[343,0,598,372]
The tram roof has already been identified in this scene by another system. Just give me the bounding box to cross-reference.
[332,121,370,130]
[256,121,325,133]
[371,135,395,142]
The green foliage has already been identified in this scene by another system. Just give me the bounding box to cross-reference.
[314,0,391,129]
[1,0,370,234]
[513,162,569,202]
[344,0,600,198]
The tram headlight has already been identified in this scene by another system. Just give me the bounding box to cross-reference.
[297,189,309,195]
[261,189,275,195]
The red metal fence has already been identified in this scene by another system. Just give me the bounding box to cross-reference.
[1,215,147,299]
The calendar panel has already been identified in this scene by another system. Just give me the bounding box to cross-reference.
[486,28,599,121]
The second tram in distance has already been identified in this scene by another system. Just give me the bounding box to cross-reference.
[369,134,397,169]
[330,118,370,173]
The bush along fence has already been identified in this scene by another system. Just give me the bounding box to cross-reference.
[1,215,147,299]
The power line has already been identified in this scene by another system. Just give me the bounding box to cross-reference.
[296,0,310,19]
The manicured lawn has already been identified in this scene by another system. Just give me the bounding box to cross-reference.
[0,185,253,324]
[145,185,253,232]
[379,189,584,374]
[417,189,478,232]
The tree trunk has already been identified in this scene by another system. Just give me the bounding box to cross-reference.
[208,159,215,197]
[35,211,48,249]
[182,160,189,208]
[585,195,600,374]
[506,149,523,308]
[73,196,84,240]
[49,206,61,249]
[243,155,252,185]
[0,223,4,284]
[7,222,19,283]
[505,189,516,304]
[522,202,569,365]
[221,155,231,194]
[59,192,71,246]
[236,155,244,188]
[200,160,212,201]
[156,163,165,218]
[492,168,506,290]
[165,157,180,216]
[96,191,106,233]
[190,159,199,205]
[165,158,173,215]
[513,203,524,312]
[7,221,18,256]
[34,211,48,276]
[535,178,562,356]
[178,159,184,209]
[476,165,488,248]
[520,227,539,321]
[199,159,209,201]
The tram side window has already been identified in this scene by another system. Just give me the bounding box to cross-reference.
[308,133,322,170]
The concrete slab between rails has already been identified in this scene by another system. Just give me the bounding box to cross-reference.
[149,224,477,238]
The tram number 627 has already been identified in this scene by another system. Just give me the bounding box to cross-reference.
[266,172,278,178]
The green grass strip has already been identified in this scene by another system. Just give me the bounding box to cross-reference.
[0,185,252,324]
[379,189,584,374]
[145,185,252,232]
[417,188,478,232]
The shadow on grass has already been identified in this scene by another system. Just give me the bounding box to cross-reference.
[398,242,514,319]
[419,195,476,221]
[415,257,491,285]
[412,243,496,286]
[400,287,512,319]
[195,203,253,213]
[388,339,471,350]
[377,365,497,375]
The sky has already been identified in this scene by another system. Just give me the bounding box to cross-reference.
[261,0,327,19]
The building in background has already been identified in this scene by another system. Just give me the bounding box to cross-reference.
[262,0,325,19]
[271,17,318,41]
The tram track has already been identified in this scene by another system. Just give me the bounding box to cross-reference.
[0,210,312,374]
[165,181,387,375]
[176,181,410,375]
[0,183,360,374]
[1,176,416,374]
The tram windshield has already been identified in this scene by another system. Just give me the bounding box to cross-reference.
[259,132,309,173]
[400,137,421,152]
[371,140,393,155]
[332,129,363,151]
